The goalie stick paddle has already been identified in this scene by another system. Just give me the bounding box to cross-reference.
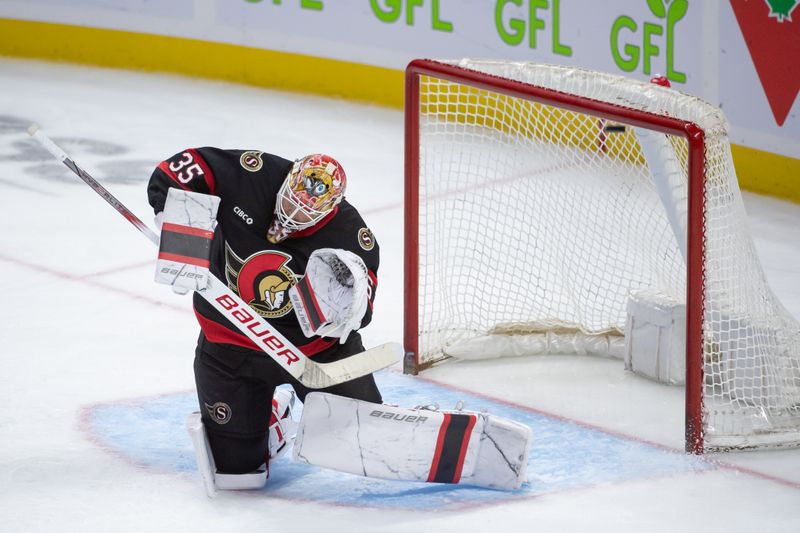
[27,124,401,389]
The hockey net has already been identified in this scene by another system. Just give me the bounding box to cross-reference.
[403,59,800,452]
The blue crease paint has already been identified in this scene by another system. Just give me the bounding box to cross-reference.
[84,372,714,509]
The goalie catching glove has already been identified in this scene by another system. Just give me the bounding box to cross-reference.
[289,248,370,343]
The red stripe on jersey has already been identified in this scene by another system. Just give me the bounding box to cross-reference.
[367,269,378,312]
[287,206,339,239]
[195,310,256,350]
[158,251,210,268]
[158,160,190,190]
[187,148,217,194]
[194,309,336,357]
[194,309,260,351]
[161,222,214,240]
[297,336,337,356]
[452,415,477,483]
[427,414,452,482]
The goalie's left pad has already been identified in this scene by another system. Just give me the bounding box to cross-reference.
[185,390,296,497]
[154,188,220,295]
[293,392,532,490]
[186,412,267,498]
[288,248,370,343]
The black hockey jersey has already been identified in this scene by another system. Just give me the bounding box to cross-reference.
[147,147,379,357]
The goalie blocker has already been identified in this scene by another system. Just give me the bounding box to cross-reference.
[294,392,532,490]
[154,188,220,294]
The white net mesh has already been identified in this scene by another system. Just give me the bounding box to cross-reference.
[411,59,800,450]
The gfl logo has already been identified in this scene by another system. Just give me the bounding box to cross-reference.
[234,206,254,225]
[611,0,688,83]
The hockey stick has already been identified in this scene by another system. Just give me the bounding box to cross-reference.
[28,124,401,388]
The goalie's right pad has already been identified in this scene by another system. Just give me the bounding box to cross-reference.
[289,248,370,343]
[154,188,220,295]
[293,392,532,490]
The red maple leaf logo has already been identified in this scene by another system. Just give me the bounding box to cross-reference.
[731,0,800,126]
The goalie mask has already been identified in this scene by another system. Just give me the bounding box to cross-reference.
[268,154,346,243]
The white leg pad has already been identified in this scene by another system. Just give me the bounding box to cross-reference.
[186,412,267,497]
[293,392,532,490]
[214,470,267,491]
[467,414,533,490]
[186,412,219,498]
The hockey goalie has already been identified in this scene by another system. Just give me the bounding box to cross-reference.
[146,151,532,496]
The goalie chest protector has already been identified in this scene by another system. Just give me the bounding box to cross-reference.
[147,147,380,351]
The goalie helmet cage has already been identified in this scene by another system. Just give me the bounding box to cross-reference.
[403,59,800,453]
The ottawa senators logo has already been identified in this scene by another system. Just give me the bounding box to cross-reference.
[224,243,297,318]
[204,402,232,425]
[358,227,375,251]
[240,151,263,172]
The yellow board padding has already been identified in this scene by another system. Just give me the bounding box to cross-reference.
[0,18,404,108]
[1,18,797,203]
[421,79,799,201]
[731,145,800,203]
[421,77,650,164]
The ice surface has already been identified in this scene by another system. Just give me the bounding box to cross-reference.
[1,58,799,532]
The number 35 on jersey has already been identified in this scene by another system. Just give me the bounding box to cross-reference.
[158,149,216,192]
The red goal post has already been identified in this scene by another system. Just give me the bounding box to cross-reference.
[403,59,800,453]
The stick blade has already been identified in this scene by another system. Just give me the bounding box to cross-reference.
[27,123,40,136]
[299,342,403,389]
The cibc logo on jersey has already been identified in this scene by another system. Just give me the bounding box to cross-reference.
[224,243,297,318]
[233,206,254,225]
